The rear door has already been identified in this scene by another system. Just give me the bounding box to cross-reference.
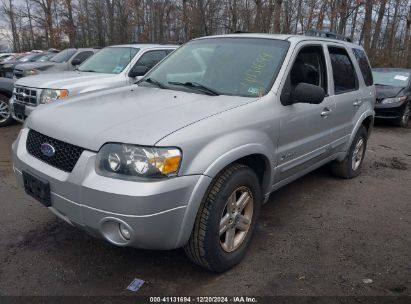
[275,42,336,183]
[326,45,366,153]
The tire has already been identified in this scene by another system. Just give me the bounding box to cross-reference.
[395,101,410,128]
[331,126,368,179]
[0,93,14,127]
[184,163,261,272]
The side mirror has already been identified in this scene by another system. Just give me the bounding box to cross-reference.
[128,66,149,78]
[292,83,325,105]
[71,58,82,66]
[282,82,326,106]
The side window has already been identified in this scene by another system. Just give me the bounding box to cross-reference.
[328,47,358,94]
[289,45,327,91]
[134,50,168,70]
[72,51,94,65]
[352,48,373,86]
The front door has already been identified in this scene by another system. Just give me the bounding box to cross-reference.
[275,43,335,183]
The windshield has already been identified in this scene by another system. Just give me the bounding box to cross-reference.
[77,47,139,74]
[19,53,42,62]
[36,53,57,62]
[372,70,410,88]
[142,38,289,97]
[50,49,77,63]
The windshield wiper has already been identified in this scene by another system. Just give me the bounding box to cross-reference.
[78,69,96,73]
[140,77,168,89]
[168,81,220,96]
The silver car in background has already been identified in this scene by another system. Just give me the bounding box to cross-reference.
[10,44,177,122]
[12,33,375,272]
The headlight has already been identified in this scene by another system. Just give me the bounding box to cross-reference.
[381,96,406,104]
[24,69,39,76]
[96,143,182,180]
[40,89,69,104]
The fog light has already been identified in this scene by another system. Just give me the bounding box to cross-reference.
[119,223,131,240]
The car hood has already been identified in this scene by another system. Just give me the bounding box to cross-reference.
[15,61,56,72]
[375,85,404,99]
[15,71,115,89]
[0,61,19,68]
[27,86,257,151]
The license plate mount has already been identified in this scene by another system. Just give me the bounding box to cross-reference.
[14,103,26,117]
[22,171,51,207]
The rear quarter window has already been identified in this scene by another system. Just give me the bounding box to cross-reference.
[352,48,373,86]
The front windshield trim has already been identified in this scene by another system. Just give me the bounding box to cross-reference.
[140,37,290,98]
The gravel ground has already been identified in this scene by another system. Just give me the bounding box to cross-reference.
[0,122,410,297]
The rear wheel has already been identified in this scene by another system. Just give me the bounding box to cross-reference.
[331,126,368,179]
[0,94,14,127]
[184,163,261,272]
[396,101,410,128]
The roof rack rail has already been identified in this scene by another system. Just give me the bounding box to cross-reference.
[305,29,352,43]
[127,41,183,45]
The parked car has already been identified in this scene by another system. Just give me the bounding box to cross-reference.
[12,33,375,272]
[0,77,14,126]
[6,44,177,125]
[372,68,410,127]
[13,48,98,79]
[0,52,50,78]
[0,53,15,62]
[10,51,60,78]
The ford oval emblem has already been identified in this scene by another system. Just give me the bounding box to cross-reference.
[41,143,56,157]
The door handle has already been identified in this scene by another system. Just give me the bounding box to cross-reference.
[321,107,332,117]
[353,99,363,107]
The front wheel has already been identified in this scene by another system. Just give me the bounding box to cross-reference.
[184,163,261,272]
[331,126,368,179]
[0,94,14,127]
[396,101,410,128]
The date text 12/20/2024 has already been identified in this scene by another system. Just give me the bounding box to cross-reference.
[149,297,258,303]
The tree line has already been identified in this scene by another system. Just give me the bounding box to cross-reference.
[1,0,410,67]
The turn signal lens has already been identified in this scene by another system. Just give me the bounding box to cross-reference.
[160,155,182,175]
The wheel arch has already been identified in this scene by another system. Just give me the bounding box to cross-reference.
[342,111,374,161]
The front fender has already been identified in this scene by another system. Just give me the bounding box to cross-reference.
[180,129,275,181]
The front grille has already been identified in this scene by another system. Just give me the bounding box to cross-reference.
[13,86,37,105]
[26,129,85,173]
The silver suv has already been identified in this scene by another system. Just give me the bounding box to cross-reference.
[10,44,177,123]
[12,34,375,272]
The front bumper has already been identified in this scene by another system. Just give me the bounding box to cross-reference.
[10,98,37,123]
[12,129,212,249]
[374,101,407,119]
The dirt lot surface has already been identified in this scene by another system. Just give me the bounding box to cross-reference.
[0,122,410,297]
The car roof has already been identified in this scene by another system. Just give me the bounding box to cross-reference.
[108,44,178,49]
[196,33,362,49]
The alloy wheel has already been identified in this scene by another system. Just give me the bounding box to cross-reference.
[352,137,365,171]
[219,186,254,253]
[0,99,10,123]
[402,103,410,126]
